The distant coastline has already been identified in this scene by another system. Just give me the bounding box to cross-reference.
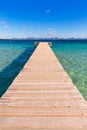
[1,38,87,41]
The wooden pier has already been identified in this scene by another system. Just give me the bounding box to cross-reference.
[0,42,87,129]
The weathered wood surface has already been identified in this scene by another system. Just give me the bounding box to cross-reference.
[0,42,87,130]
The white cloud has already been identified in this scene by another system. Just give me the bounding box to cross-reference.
[57,34,64,37]
[3,25,10,29]
[44,28,56,37]
[29,32,33,34]
[45,32,53,36]
[0,21,6,24]
[45,10,51,13]
[51,30,56,33]
[48,28,56,32]
[0,21,11,29]
[48,28,53,31]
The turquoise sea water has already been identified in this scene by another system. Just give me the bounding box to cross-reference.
[52,40,87,101]
[0,40,87,101]
[0,40,34,97]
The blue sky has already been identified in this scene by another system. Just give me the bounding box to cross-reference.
[0,0,87,38]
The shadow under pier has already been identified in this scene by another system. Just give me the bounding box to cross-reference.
[0,47,34,97]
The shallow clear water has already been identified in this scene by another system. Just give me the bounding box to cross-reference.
[0,40,34,97]
[0,40,87,101]
[52,40,87,101]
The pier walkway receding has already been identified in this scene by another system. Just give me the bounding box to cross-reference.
[0,42,87,130]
